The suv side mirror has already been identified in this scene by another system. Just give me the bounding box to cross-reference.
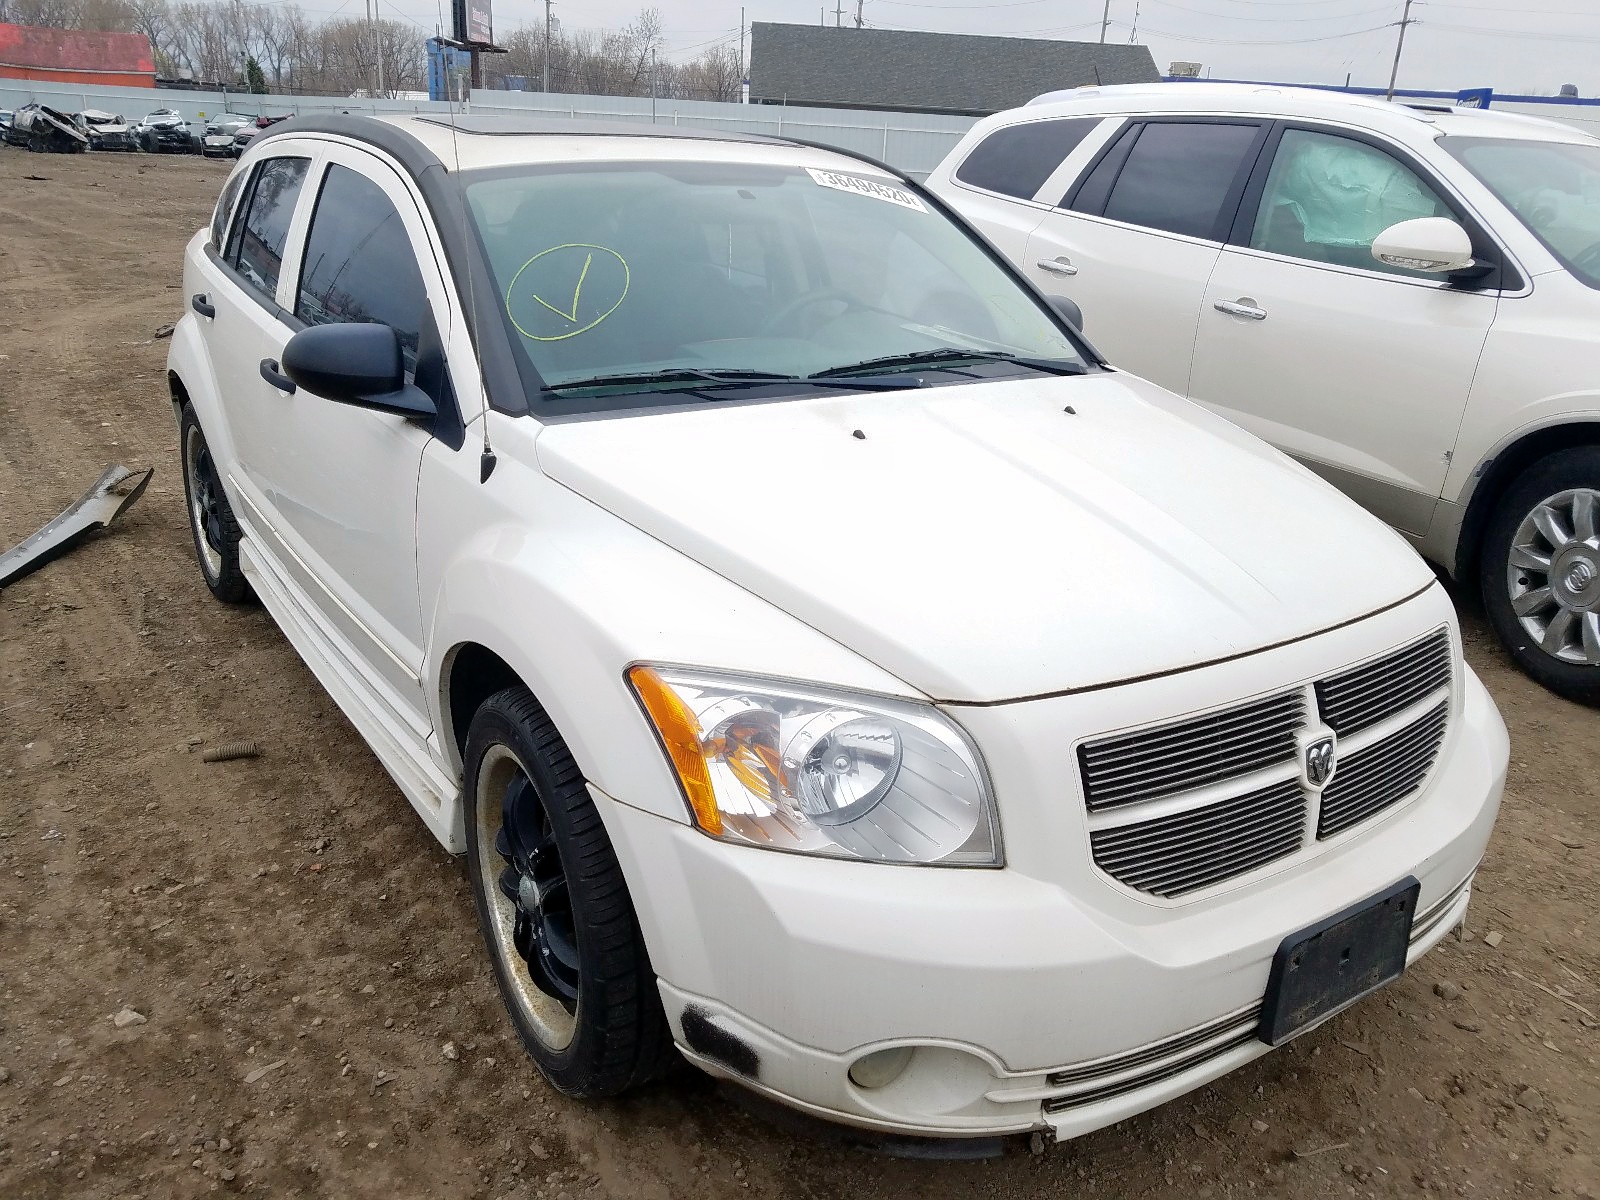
[1049,294,1085,334]
[281,323,435,419]
[1371,217,1475,274]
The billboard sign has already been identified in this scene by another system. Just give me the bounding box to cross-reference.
[451,0,493,46]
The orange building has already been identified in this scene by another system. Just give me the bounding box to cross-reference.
[0,23,155,88]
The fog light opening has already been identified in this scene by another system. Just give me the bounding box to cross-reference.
[848,1045,915,1090]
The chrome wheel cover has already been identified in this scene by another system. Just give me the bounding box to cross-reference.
[1506,487,1600,666]
[473,744,579,1051]
[184,424,224,580]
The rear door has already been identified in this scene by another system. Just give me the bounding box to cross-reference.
[1021,117,1269,391]
[202,148,317,513]
[1186,124,1501,535]
[940,116,1105,263]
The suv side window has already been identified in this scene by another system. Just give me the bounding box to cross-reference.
[1249,128,1454,277]
[229,156,310,301]
[955,118,1100,200]
[210,168,247,252]
[1087,121,1262,241]
[295,163,427,373]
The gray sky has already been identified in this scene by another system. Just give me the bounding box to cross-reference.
[379,0,1600,97]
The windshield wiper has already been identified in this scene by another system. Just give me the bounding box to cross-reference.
[808,348,1088,380]
[543,367,802,395]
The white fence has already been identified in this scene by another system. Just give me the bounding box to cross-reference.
[0,80,978,179]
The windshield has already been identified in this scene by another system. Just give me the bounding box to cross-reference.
[1442,135,1600,289]
[463,160,1083,401]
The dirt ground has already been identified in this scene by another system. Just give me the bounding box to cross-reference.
[0,146,1596,1200]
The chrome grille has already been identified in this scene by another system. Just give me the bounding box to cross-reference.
[1317,701,1449,839]
[1078,692,1304,812]
[1079,628,1453,899]
[1089,779,1304,899]
[1316,630,1451,737]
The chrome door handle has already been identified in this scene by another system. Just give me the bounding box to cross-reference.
[1214,299,1267,320]
[1036,257,1078,276]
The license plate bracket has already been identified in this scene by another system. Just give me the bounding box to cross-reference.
[1260,876,1419,1046]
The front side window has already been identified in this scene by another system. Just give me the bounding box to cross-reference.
[296,163,427,372]
[955,118,1101,201]
[1099,121,1261,240]
[230,156,310,301]
[1442,135,1600,289]
[1250,128,1453,276]
[464,161,1083,404]
[210,167,247,252]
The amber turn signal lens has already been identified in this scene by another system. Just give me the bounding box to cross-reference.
[627,665,722,836]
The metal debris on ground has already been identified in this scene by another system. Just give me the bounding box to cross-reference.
[0,464,153,589]
[200,741,262,764]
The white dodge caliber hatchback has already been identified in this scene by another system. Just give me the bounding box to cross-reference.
[166,114,1507,1144]
[929,83,1600,704]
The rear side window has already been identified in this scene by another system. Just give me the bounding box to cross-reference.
[1097,122,1261,240]
[955,118,1100,200]
[229,156,310,301]
[295,163,428,372]
[210,168,247,251]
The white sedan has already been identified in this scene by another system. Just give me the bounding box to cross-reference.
[165,113,1505,1143]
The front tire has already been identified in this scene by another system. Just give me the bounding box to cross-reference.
[1480,446,1600,704]
[463,687,673,1098]
[179,404,249,603]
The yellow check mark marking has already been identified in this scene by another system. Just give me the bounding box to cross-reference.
[532,252,593,323]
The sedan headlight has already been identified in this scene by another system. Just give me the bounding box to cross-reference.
[627,666,1000,866]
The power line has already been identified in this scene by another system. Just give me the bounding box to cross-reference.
[1143,0,1403,23]
[1135,20,1399,43]
[1423,20,1600,43]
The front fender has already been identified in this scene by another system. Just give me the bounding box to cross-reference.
[417,424,914,830]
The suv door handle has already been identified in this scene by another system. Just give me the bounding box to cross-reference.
[1214,298,1267,321]
[1036,256,1079,276]
[191,293,215,319]
[259,358,297,394]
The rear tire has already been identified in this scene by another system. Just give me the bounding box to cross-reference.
[463,686,674,1098]
[179,404,249,604]
[1479,446,1600,704]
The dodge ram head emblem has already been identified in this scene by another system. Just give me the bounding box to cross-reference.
[1304,736,1337,789]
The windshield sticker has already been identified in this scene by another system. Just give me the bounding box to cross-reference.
[805,168,927,213]
[505,244,630,342]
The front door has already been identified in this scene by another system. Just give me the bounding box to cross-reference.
[1187,125,1500,536]
[239,144,444,729]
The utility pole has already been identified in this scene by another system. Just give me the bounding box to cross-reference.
[739,6,746,104]
[543,0,553,93]
[834,1,843,28]
[650,47,657,123]
[854,0,864,28]
[1099,0,1111,44]
[1385,0,1415,102]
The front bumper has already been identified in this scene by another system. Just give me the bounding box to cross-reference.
[600,596,1508,1139]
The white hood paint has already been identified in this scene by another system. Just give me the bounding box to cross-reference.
[537,373,1433,703]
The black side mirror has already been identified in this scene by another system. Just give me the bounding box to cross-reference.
[281,322,435,419]
[1049,294,1085,334]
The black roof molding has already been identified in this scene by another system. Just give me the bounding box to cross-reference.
[411,114,773,142]
[749,23,1161,116]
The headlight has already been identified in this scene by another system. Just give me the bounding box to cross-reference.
[628,666,1000,866]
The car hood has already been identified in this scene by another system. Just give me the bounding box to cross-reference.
[535,372,1434,703]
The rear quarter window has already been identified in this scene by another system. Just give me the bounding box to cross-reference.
[210,168,247,251]
[955,118,1100,201]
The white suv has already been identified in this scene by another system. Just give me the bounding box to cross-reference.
[930,83,1600,704]
[166,114,1506,1143]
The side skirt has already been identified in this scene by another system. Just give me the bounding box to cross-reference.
[240,537,464,852]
